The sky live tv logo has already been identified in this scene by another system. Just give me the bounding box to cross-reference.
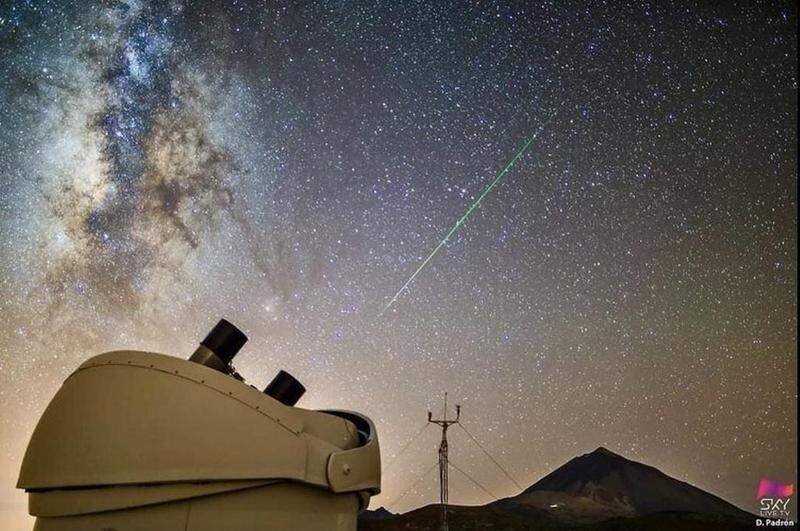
[757,478,794,521]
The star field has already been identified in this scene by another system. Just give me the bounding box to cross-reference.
[0,1,796,526]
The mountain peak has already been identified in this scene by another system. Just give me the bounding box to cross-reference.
[521,446,749,520]
[590,446,620,457]
[582,446,634,465]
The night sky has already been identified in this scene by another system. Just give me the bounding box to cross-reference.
[0,1,796,527]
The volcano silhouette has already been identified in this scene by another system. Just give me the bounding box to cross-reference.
[495,447,752,525]
[361,447,755,530]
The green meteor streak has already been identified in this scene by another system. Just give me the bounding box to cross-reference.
[381,117,553,316]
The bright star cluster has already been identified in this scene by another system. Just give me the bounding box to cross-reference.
[0,1,796,527]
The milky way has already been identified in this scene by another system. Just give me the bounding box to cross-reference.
[0,1,796,527]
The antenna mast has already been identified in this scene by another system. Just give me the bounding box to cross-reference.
[428,392,460,531]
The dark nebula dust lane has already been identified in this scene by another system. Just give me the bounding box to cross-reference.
[0,0,796,525]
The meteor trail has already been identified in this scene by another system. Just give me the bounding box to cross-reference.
[380,115,554,316]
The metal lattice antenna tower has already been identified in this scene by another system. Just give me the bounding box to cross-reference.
[428,393,460,531]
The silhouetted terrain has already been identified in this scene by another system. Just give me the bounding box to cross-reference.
[360,447,757,530]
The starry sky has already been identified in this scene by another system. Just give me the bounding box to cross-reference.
[0,0,796,527]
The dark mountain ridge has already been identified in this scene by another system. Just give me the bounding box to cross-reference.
[361,447,756,530]
[509,446,749,519]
